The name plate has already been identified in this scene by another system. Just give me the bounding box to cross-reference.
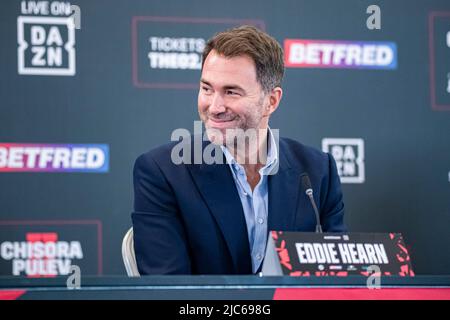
[262,231,414,276]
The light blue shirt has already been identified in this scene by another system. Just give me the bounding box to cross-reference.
[221,128,279,273]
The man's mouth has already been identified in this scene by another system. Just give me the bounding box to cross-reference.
[207,117,237,128]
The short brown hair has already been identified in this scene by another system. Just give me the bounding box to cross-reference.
[202,25,284,93]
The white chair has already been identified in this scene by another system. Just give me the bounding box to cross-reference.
[121,227,140,276]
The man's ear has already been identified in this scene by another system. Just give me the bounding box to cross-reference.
[264,87,283,116]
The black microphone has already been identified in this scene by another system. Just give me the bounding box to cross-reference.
[301,173,323,233]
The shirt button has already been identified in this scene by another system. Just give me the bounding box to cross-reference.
[258,218,264,224]
[256,254,262,260]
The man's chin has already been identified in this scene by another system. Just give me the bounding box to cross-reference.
[205,126,226,145]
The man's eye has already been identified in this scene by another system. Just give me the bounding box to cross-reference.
[226,90,239,96]
[202,87,211,93]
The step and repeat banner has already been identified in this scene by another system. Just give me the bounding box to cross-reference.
[0,0,449,277]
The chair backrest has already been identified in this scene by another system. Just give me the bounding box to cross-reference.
[121,227,140,276]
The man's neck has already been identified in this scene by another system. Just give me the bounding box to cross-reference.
[226,127,269,189]
[227,128,268,165]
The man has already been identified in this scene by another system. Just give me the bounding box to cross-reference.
[132,26,346,275]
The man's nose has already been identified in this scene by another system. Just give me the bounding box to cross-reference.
[209,92,226,114]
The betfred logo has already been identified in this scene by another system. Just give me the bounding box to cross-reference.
[0,232,82,277]
[322,138,365,184]
[0,143,109,172]
[285,39,397,69]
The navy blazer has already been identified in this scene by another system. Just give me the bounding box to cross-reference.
[132,137,346,275]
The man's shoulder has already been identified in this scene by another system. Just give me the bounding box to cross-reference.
[135,136,205,172]
[280,137,329,163]
[134,140,182,172]
[138,140,179,161]
[278,137,333,176]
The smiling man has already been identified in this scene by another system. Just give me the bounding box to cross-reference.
[132,26,346,275]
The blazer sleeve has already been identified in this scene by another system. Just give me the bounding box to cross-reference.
[319,153,347,232]
[131,153,192,274]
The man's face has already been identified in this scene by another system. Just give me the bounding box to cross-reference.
[198,50,269,144]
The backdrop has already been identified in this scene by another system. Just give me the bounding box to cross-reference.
[0,0,449,277]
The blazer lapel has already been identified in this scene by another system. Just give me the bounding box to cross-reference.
[187,145,252,274]
[268,140,303,232]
